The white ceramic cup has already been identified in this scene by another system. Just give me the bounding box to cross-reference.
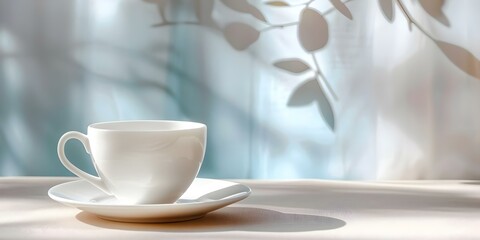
[57,120,206,204]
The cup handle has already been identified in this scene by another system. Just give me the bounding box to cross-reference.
[57,131,110,194]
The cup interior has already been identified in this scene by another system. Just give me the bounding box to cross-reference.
[89,120,205,132]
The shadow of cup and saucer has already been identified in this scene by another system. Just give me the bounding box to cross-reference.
[76,206,346,233]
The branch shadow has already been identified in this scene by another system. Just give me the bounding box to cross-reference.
[75,206,346,232]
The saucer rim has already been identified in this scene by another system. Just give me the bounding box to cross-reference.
[48,178,251,208]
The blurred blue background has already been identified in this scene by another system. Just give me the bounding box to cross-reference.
[2,0,480,179]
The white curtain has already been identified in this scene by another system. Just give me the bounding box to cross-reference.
[1,0,479,179]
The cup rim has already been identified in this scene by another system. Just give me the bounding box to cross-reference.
[88,120,206,132]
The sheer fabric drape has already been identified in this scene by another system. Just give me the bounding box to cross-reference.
[1,0,479,179]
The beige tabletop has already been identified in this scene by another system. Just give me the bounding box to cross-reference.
[1,177,480,239]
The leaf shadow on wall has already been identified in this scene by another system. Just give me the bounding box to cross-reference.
[67,37,290,176]
[144,0,339,131]
[418,0,450,27]
[435,41,480,80]
[381,0,480,80]
[140,0,480,178]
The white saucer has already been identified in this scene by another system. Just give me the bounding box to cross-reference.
[48,178,251,223]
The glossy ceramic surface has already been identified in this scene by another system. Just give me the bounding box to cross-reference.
[57,120,207,204]
[48,178,251,223]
